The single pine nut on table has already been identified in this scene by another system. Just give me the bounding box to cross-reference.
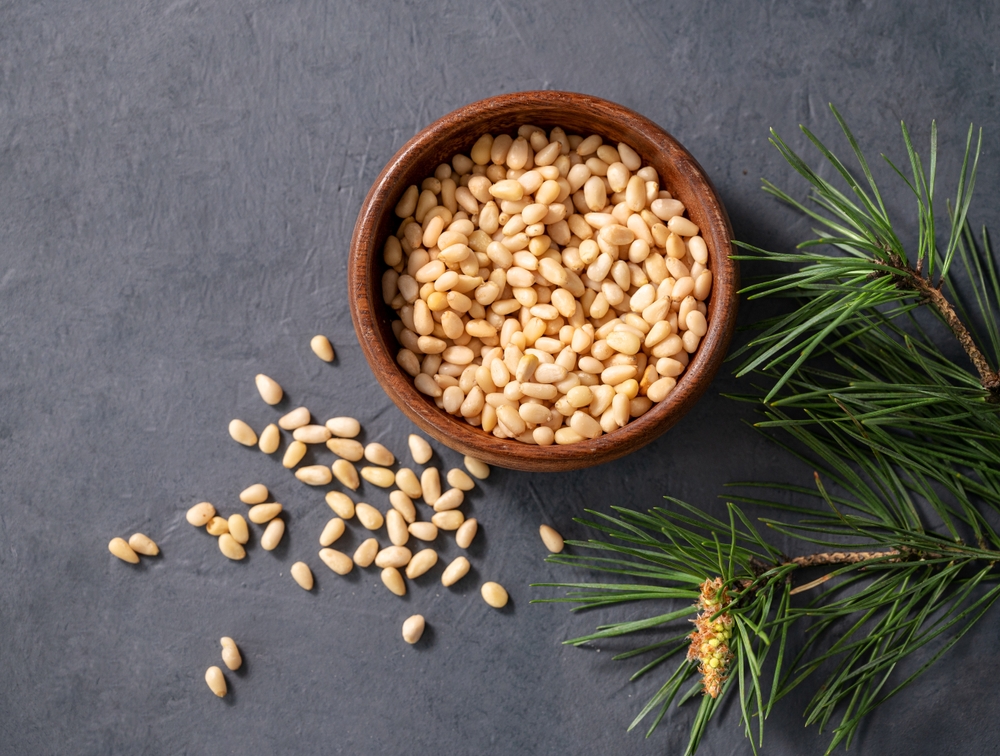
[128,533,159,556]
[382,127,712,445]
[261,518,285,551]
[205,666,227,698]
[108,537,140,564]
[481,581,509,608]
[220,637,242,671]
[290,561,314,590]
[402,614,426,644]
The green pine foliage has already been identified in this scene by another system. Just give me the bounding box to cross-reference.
[534,106,1000,755]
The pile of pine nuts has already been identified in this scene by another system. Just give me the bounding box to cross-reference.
[381,126,712,444]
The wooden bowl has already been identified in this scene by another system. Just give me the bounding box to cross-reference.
[349,91,738,472]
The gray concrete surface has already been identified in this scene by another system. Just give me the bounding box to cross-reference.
[1,1,998,754]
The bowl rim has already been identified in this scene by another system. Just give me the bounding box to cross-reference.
[349,90,738,472]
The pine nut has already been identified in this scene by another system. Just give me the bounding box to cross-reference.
[389,490,416,523]
[455,518,478,548]
[353,538,379,568]
[355,502,384,531]
[421,467,441,506]
[361,466,395,488]
[464,456,490,479]
[320,517,345,546]
[260,518,285,550]
[258,423,280,454]
[126,533,159,557]
[228,419,257,447]
[278,406,311,430]
[108,537,139,563]
[441,556,471,586]
[206,516,229,536]
[254,374,283,405]
[381,566,406,596]
[395,468,422,499]
[282,441,307,469]
[386,509,409,546]
[402,614,426,644]
[408,522,438,541]
[446,468,475,491]
[296,465,333,486]
[311,334,335,362]
[481,581,509,608]
[362,443,393,466]
[291,561,314,590]
[326,416,361,438]
[319,539,356,575]
[218,533,246,560]
[220,637,242,671]
[228,515,249,545]
[404,548,438,579]
[375,545,412,568]
[327,438,364,461]
[248,503,282,524]
[205,666,227,697]
[433,488,465,512]
[240,484,269,504]
[294,425,331,444]
[431,510,464,530]
[332,459,360,490]
[187,502,216,527]
[325,491,355,519]
[539,524,564,553]
[408,434,433,464]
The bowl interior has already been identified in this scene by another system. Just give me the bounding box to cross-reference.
[349,91,737,471]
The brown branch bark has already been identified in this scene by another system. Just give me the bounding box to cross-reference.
[788,549,899,567]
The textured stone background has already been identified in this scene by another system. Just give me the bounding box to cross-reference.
[1,2,998,754]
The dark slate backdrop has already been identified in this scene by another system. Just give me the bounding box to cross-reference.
[2,2,998,754]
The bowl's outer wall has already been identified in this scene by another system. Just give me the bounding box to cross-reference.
[349,91,738,471]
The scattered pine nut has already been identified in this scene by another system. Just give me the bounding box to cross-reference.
[364,443,395,466]
[355,502,384,531]
[186,502,216,527]
[441,556,470,587]
[353,538,379,568]
[326,438,364,461]
[128,533,159,556]
[255,374,283,405]
[407,521,438,542]
[325,491,356,519]
[402,614,425,644]
[408,434,433,465]
[108,537,139,564]
[293,425,332,444]
[258,423,281,454]
[319,547,353,575]
[421,467,441,506]
[278,406,311,431]
[386,509,409,546]
[332,459,360,490]
[389,490,417,523]
[361,466,395,488]
[248,503,283,524]
[295,465,334,486]
[228,515,249,545]
[539,524,565,553]
[432,488,464,512]
[218,533,246,560]
[205,666,227,697]
[326,416,360,438]
[290,561,314,590]
[320,518,345,547]
[455,518,478,549]
[239,484,268,504]
[405,549,438,579]
[395,468,422,499]
[381,566,406,596]
[282,441,308,469]
[311,334,335,362]
[446,468,475,491]
[463,456,490,480]
[375,545,412,569]
[260,518,285,551]
[229,419,257,447]
[206,516,229,536]
[220,637,242,671]
[431,510,464,531]
[481,581,509,608]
